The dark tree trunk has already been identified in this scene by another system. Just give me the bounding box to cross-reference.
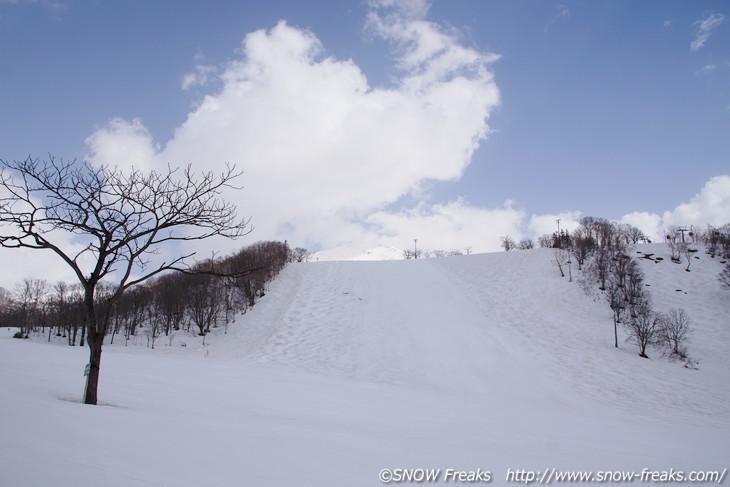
[84,330,103,405]
[82,288,106,405]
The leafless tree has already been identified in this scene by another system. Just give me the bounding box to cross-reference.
[605,273,625,349]
[665,226,687,263]
[658,308,691,359]
[289,247,309,263]
[537,234,553,248]
[594,218,615,248]
[518,239,534,250]
[623,258,645,312]
[150,273,188,336]
[624,224,647,244]
[625,300,661,358]
[500,236,516,251]
[719,262,730,290]
[570,233,594,270]
[683,246,698,272]
[586,247,613,290]
[183,271,222,341]
[704,224,730,259]
[0,286,13,326]
[13,277,49,338]
[552,249,569,278]
[0,156,251,404]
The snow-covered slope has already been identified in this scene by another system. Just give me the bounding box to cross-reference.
[1,244,728,486]
[309,242,404,261]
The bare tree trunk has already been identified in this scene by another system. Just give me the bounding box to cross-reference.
[83,289,104,405]
[84,330,103,405]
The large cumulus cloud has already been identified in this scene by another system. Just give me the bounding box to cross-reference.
[85,1,501,254]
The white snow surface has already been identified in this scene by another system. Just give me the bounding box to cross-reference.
[309,242,404,261]
[1,244,728,486]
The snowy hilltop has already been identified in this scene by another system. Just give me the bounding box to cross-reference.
[1,244,729,486]
[309,242,405,261]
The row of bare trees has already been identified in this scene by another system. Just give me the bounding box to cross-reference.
[580,244,693,360]
[537,217,694,361]
[403,247,475,259]
[0,240,293,347]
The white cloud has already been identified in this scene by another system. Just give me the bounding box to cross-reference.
[663,20,675,30]
[662,175,730,228]
[367,199,525,253]
[528,211,581,239]
[181,64,217,91]
[85,117,158,172]
[181,49,218,91]
[621,212,662,242]
[85,4,500,255]
[619,175,730,241]
[368,0,430,22]
[695,64,717,76]
[691,13,725,52]
[0,245,81,290]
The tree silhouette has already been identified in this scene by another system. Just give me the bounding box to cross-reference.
[0,156,251,404]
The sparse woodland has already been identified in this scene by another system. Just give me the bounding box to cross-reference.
[511,217,730,363]
[0,240,295,346]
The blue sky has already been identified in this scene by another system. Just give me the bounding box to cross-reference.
[0,0,729,281]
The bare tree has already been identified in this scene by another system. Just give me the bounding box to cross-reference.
[289,247,309,263]
[518,239,534,250]
[605,273,625,349]
[570,233,594,270]
[623,258,645,312]
[500,236,516,251]
[721,262,730,290]
[0,156,251,404]
[703,224,730,259]
[683,246,698,272]
[624,224,647,244]
[13,278,49,338]
[183,271,222,341]
[150,273,187,336]
[658,308,691,359]
[586,247,613,290]
[537,234,553,248]
[594,218,615,248]
[666,226,687,263]
[625,300,661,358]
[552,249,569,277]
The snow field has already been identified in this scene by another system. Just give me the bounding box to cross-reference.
[1,244,728,486]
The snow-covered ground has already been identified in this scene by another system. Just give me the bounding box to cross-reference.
[1,244,728,486]
[309,242,405,261]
